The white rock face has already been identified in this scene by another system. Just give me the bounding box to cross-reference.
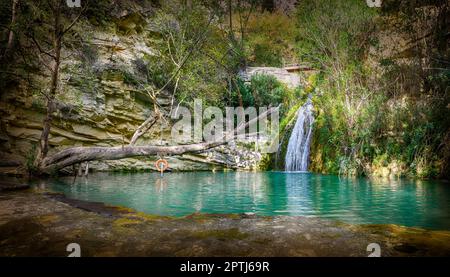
[240,67,301,89]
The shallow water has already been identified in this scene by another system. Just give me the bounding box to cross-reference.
[36,171,450,230]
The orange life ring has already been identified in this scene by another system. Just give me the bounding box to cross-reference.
[155,159,169,172]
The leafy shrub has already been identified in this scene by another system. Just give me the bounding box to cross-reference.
[248,74,285,107]
[25,143,38,175]
[244,11,297,66]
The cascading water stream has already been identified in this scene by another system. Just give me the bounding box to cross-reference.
[285,96,314,172]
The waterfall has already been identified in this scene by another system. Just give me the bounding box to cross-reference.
[285,96,314,171]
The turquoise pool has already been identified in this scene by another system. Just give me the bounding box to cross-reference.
[38,172,450,230]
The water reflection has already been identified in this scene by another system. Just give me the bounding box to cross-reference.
[41,172,450,230]
[155,177,168,192]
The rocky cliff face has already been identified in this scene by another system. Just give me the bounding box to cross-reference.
[0,4,263,175]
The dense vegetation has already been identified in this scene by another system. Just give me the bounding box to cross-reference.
[0,0,448,178]
[298,0,449,179]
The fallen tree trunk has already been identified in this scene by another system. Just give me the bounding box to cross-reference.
[40,106,278,174]
[40,141,224,173]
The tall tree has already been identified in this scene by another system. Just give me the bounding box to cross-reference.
[128,0,216,145]
[21,0,87,165]
[1,0,19,61]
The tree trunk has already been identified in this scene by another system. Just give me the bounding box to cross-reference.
[3,0,19,59]
[36,4,62,164]
[41,141,225,173]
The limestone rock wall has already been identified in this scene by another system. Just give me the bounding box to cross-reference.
[0,6,262,175]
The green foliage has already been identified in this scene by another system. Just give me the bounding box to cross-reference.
[228,74,294,110]
[25,143,38,175]
[300,0,449,178]
[279,101,303,133]
[295,0,376,71]
[248,74,284,107]
[233,78,255,107]
[145,0,229,107]
[244,11,297,66]
[252,43,282,67]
